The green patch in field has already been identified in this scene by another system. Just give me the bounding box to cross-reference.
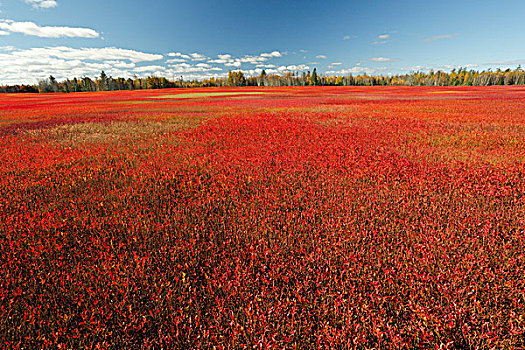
[150,92,270,99]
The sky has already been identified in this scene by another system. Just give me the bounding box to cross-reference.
[1,0,525,84]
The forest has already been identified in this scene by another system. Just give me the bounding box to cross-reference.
[1,66,524,93]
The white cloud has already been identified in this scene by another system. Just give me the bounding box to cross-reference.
[299,49,308,53]
[0,45,223,84]
[166,57,186,63]
[208,54,232,64]
[436,63,478,70]
[0,56,120,84]
[208,58,228,64]
[400,65,432,72]
[277,64,309,72]
[326,66,387,75]
[316,55,327,59]
[25,0,57,9]
[207,51,283,67]
[167,52,208,61]
[133,65,166,73]
[189,52,208,61]
[0,30,9,35]
[343,35,350,40]
[167,62,222,73]
[0,46,164,84]
[423,34,458,42]
[0,46,309,85]
[483,59,525,66]
[0,19,99,38]
[328,62,342,69]
[225,61,242,68]
[168,52,191,59]
[19,46,163,62]
[240,68,264,76]
[260,51,282,58]
[398,64,476,73]
[105,60,136,69]
[168,62,191,69]
[373,34,390,45]
[238,56,266,64]
[370,57,391,62]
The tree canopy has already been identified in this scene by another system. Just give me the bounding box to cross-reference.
[2,66,525,93]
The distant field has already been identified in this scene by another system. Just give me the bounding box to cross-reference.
[428,90,467,94]
[1,86,524,348]
[150,91,270,99]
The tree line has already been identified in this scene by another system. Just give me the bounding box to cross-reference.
[1,67,524,93]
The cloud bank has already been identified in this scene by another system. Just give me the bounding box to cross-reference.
[0,20,99,38]
[370,57,391,62]
[0,46,163,84]
[423,34,458,42]
[24,0,58,9]
[0,47,295,85]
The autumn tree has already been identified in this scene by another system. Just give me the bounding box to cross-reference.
[227,70,246,86]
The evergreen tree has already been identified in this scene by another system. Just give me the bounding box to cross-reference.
[49,75,59,92]
[98,71,108,91]
[259,69,267,86]
[311,68,319,86]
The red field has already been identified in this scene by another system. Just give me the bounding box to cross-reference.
[1,86,524,348]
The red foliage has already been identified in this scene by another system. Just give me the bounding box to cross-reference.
[0,86,524,348]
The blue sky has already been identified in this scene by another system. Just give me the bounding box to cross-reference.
[1,0,525,84]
